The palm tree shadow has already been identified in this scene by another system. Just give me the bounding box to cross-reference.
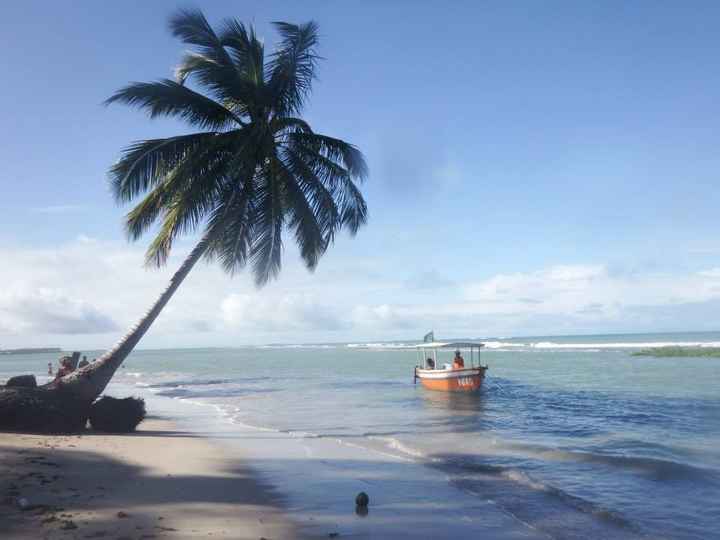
[0,440,291,539]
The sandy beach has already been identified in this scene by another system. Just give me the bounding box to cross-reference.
[0,418,300,540]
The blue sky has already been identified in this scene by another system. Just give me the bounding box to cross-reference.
[1,1,719,348]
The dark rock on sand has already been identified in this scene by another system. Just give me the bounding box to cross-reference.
[89,397,146,433]
[6,375,37,388]
[60,519,78,530]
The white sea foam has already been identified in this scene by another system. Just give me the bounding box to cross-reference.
[482,341,527,349]
[502,469,550,491]
[256,344,337,350]
[346,342,414,349]
[367,435,427,459]
[336,438,415,462]
[230,417,282,433]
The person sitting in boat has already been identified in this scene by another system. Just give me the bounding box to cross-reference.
[426,357,435,369]
[452,350,465,369]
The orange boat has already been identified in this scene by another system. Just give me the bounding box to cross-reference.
[414,339,487,392]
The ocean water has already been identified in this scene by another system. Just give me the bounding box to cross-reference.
[2,332,719,539]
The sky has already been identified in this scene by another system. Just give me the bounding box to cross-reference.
[1,1,720,348]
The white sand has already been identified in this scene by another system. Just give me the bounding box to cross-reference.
[0,419,300,539]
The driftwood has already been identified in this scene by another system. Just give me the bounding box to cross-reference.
[0,385,91,433]
[89,396,146,432]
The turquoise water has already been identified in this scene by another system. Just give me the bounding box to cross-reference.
[2,332,719,539]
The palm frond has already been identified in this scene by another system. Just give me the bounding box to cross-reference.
[267,21,319,116]
[282,146,340,239]
[220,19,265,85]
[171,9,261,115]
[124,176,178,242]
[288,140,350,188]
[135,130,253,266]
[174,52,256,115]
[336,175,368,234]
[288,132,368,180]
[285,141,367,235]
[105,80,240,129]
[143,164,226,268]
[169,8,233,66]
[128,142,233,241]
[249,167,284,286]
[273,156,327,270]
[204,180,256,274]
[110,133,218,204]
[272,116,313,136]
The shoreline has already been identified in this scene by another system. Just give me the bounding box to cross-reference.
[0,417,302,539]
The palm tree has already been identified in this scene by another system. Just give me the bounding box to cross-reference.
[47,9,368,402]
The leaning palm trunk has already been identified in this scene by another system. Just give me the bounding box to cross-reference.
[44,236,211,402]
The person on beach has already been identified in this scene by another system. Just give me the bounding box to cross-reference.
[55,357,74,379]
[452,350,465,369]
[47,362,53,376]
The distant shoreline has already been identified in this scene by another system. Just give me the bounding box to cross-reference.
[0,347,61,355]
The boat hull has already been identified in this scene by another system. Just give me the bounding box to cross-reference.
[415,367,487,392]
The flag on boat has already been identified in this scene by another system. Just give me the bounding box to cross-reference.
[423,331,434,343]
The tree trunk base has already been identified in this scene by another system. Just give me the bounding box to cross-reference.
[0,385,91,433]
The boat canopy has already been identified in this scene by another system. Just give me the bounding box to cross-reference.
[414,340,486,371]
[415,341,485,349]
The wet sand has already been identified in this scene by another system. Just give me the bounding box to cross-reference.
[0,418,300,539]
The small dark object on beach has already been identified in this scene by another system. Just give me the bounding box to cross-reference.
[355,491,369,507]
[61,519,78,530]
[6,375,37,388]
[117,511,129,518]
[89,397,146,433]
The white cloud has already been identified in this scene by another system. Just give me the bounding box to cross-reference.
[1,238,719,349]
[221,292,345,332]
[458,264,720,331]
[351,303,421,330]
[0,288,118,334]
[464,264,606,303]
[0,238,236,348]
